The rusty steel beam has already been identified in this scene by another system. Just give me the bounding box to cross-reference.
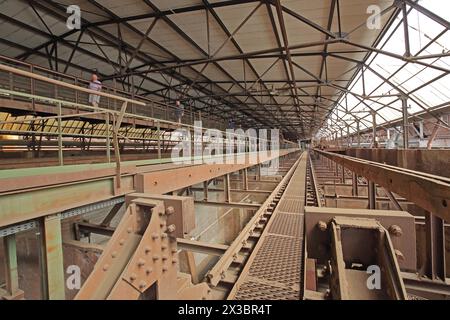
[342,148,450,179]
[0,149,297,228]
[135,151,295,195]
[176,238,229,256]
[314,149,450,222]
[77,222,115,237]
[190,187,272,195]
[402,272,450,297]
[194,200,260,209]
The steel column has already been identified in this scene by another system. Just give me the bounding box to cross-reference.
[203,180,209,201]
[224,174,231,203]
[243,168,249,191]
[424,212,446,281]
[371,111,377,148]
[356,120,361,147]
[57,102,63,166]
[352,172,358,196]
[402,96,409,149]
[106,112,111,163]
[2,234,23,299]
[157,121,161,162]
[39,214,65,300]
[368,180,376,209]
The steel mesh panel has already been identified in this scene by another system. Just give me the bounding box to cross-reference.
[248,235,302,286]
[233,156,307,300]
[284,185,306,196]
[277,198,304,213]
[268,213,304,238]
[235,280,300,300]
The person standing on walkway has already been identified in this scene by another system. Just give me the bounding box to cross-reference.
[88,73,102,109]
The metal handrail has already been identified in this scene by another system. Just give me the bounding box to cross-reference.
[0,54,222,129]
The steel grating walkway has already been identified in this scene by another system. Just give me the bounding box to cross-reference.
[229,153,307,300]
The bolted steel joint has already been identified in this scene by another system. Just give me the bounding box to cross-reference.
[137,258,146,267]
[139,281,147,289]
[165,206,175,215]
[317,220,327,232]
[389,225,403,237]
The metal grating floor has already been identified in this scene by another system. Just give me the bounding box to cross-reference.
[234,279,300,300]
[268,213,304,238]
[232,154,307,300]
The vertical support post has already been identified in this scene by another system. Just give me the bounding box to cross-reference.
[191,129,195,163]
[371,111,377,148]
[203,180,209,201]
[368,181,376,209]
[352,172,358,196]
[2,234,24,300]
[341,165,345,183]
[106,112,111,163]
[113,127,121,189]
[402,96,409,149]
[57,103,63,166]
[31,65,35,111]
[113,102,127,189]
[224,174,231,203]
[257,164,261,181]
[424,212,446,280]
[157,121,161,162]
[356,120,361,148]
[243,168,249,191]
[39,214,65,300]
[74,78,79,105]
[200,128,204,163]
[347,125,351,148]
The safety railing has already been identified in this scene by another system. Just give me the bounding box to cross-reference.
[0,54,224,130]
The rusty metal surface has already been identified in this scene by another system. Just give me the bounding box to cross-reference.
[0,149,297,228]
[205,155,301,290]
[327,216,407,300]
[304,206,417,271]
[314,149,450,222]
[76,197,210,300]
[344,148,450,178]
[228,152,308,300]
[126,193,195,238]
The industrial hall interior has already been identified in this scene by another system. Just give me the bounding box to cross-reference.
[0,0,449,301]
